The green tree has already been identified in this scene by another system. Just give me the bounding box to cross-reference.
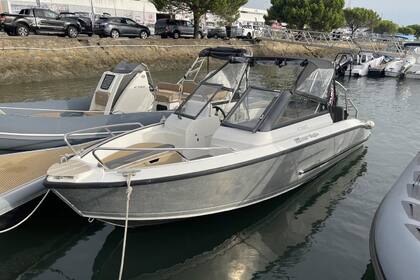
[266,0,311,30]
[212,0,248,25]
[374,20,399,34]
[343,7,381,35]
[150,0,246,38]
[266,0,345,31]
[308,0,345,32]
[407,24,420,37]
[398,26,415,35]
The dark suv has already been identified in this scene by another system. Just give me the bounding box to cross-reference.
[2,8,81,37]
[59,12,93,36]
[155,19,205,39]
[94,17,150,39]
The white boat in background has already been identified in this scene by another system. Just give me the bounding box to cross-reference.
[45,56,374,227]
[404,48,420,79]
[384,56,416,78]
[345,51,384,77]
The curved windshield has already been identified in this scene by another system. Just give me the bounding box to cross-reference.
[176,84,223,119]
[296,68,334,100]
[223,88,280,131]
[205,62,247,90]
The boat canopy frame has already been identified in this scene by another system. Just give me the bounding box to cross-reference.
[177,47,249,84]
[175,56,337,129]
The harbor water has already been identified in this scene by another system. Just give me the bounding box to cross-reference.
[0,75,420,279]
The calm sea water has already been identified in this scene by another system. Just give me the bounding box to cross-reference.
[1,74,420,280]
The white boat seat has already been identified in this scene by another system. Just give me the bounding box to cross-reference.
[155,82,182,103]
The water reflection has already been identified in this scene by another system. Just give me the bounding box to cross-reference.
[9,147,367,280]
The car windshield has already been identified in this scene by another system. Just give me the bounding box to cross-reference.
[222,88,280,131]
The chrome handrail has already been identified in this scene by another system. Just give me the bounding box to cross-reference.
[92,146,234,171]
[347,98,359,118]
[335,81,359,118]
[64,122,144,154]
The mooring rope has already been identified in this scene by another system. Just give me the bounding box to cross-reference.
[118,173,134,280]
[0,190,50,234]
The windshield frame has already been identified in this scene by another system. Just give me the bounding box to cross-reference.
[293,60,335,103]
[221,86,282,133]
[201,60,249,92]
[175,82,224,120]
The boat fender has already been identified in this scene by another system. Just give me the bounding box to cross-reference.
[365,121,375,129]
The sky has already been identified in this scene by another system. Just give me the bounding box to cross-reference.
[245,0,419,26]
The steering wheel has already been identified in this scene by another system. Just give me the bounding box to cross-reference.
[213,105,227,121]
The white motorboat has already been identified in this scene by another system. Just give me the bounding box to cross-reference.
[404,48,420,79]
[384,56,416,78]
[345,51,384,77]
[45,56,374,227]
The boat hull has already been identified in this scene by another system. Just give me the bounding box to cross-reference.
[370,153,420,280]
[0,177,45,218]
[367,69,385,78]
[405,73,420,79]
[384,70,401,78]
[49,126,371,227]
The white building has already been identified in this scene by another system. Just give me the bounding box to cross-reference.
[0,0,267,27]
[205,6,267,28]
[238,7,267,26]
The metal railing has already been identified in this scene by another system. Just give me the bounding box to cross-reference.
[335,81,358,118]
[261,28,406,57]
[64,122,144,154]
[177,57,206,84]
[92,146,235,171]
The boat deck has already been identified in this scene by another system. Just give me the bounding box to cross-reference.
[101,142,185,170]
[0,146,72,195]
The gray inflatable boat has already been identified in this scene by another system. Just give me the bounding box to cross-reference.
[370,152,420,279]
[0,62,171,151]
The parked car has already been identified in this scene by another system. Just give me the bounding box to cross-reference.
[207,27,227,39]
[230,24,262,39]
[0,13,6,31]
[330,31,352,41]
[155,19,205,39]
[59,12,93,36]
[94,17,150,39]
[2,8,81,37]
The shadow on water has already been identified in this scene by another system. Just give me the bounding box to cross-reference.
[0,146,369,280]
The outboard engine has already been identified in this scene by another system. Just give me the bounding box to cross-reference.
[90,62,155,114]
[334,53,353,76]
